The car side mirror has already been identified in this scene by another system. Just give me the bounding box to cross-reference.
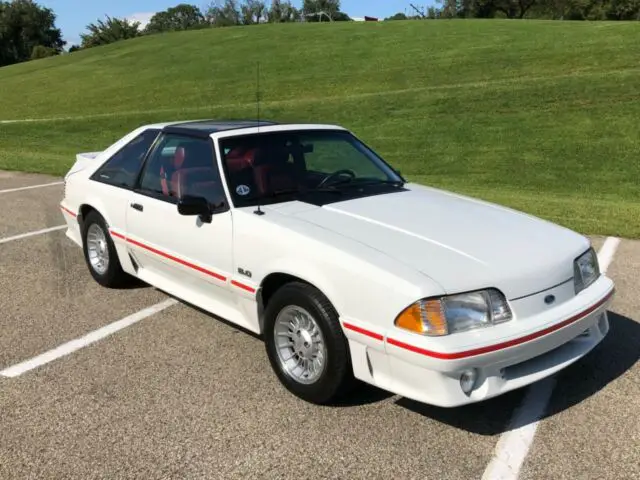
[177,195,212,223]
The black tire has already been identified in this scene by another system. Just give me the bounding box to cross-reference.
[81,210,129,288]
[264,281,355,405]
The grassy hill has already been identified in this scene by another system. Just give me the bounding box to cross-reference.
[0,20,638,237]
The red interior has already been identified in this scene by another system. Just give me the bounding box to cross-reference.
[225,147,256,173]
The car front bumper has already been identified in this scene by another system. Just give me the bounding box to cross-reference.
[343,275,615,408]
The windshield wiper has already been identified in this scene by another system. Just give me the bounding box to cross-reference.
[361,179,406,187]
[331,179,405,189]
[248,187,343,202]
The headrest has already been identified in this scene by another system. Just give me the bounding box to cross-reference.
[173,146,186,169]
[226,147,257,172]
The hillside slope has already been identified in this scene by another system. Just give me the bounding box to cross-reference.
[0,20,638,237]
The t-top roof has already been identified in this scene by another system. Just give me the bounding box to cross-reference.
[164,119,279,137]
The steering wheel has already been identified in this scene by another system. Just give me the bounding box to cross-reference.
[317,169,356,188]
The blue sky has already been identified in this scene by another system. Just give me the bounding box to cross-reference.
[40,1,409,47]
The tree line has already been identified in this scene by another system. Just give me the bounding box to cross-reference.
[74,0,351,51]
[0,0,348,65]
[388,0,640,21]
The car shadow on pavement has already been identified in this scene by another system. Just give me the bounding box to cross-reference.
[394,311,639,436]
[115,277,152,290]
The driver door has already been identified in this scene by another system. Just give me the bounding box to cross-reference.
[125,132,236,318]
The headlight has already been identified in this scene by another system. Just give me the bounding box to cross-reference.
[394,288,512,336]
[574,247,600,294]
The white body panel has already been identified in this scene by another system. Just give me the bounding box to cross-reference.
[60,121,615,407]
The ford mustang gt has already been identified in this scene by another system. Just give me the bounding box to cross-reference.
[60,119,615,407]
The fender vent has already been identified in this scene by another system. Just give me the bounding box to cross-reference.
[128,253,139,273]
[366,350,374,377]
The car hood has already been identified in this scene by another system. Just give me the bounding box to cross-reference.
[279,184,589,300]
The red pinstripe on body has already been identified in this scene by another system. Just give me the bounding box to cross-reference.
[343,289,613,360]
[60,205,77,217]
[230,280,256,293]
[109,230,228,283]
[343,322,384,341]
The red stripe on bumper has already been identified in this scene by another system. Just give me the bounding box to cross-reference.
[231,280,256,293]
[388,289,614,360]
[60,205,77,217]
[343,322,384,341]
[110,230,227,282]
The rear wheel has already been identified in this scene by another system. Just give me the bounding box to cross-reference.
[264,282,355,404]
[81,211,129,288]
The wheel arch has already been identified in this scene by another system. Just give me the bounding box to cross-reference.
[78,203,98,227]
[257,270,343,334]
[77,197,114,230]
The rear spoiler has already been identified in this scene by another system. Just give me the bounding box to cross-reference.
[66,151,103,178]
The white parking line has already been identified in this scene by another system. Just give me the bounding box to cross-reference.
[0,181,63,194]
[0,225,66,245]
[0,299,178,378]
[596,237,621,273]
[482,236,621,480]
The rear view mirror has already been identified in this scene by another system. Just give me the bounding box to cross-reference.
[178,195,212,223]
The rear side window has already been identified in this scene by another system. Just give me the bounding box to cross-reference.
[92,129,160,189]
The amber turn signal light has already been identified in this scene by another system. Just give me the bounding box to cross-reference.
[394,299,448,336]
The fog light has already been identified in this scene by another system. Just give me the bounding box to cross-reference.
[460,369,478,396]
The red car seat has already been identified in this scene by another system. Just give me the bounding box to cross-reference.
[252,146,299,194]
[159,145,187,196]
[165,142,221,202]
[226,147,257,173]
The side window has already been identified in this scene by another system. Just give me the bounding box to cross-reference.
[92,129,159,188]
[138,134,226,207]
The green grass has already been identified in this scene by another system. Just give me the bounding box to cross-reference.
[1,20,639,237]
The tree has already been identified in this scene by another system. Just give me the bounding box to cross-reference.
[80,15,140,48]
[205,0,242,26]
[439,0,540,18]
[606,0,640,19]
[332,11,351,20]
[68,44,81,53]
[267,0,301,21]
[30,44,56,59]
[302,0,341,21]
[492,0,540,18]
[145,4,206,33]
[240,0,267,24]
[0,0,65,67]
[385,12,409,20]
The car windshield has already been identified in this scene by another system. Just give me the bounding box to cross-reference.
[219,129,404,207]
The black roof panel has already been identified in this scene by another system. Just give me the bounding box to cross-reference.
[166,119,279,136]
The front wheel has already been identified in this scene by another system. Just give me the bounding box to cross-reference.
[264,282,355,404]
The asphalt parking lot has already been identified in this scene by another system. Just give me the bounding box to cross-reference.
[0,170,638,480]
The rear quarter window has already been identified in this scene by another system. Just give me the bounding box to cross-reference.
[91,129,160,189]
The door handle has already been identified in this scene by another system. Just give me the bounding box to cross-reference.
[130,203,144,212]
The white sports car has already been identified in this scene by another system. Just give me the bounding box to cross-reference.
[60,120,615,407]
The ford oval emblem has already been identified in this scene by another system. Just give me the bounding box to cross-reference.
[544,295,556,305]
